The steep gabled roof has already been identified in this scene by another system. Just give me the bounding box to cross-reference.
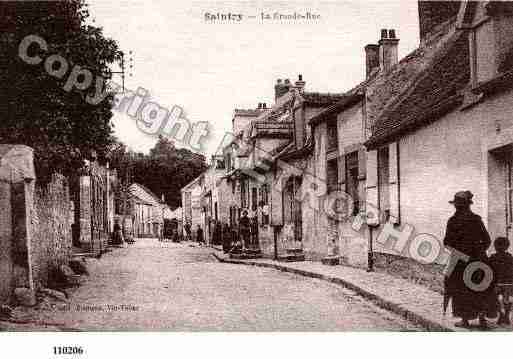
[302,92,346,107]
[129,183,164,205]
[366,30,470,149]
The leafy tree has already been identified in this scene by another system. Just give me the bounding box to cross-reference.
[109,136,207,209]
[0,1,121,182]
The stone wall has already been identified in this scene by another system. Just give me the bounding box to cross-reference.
[0,146,72,304]
[32,174,72,290]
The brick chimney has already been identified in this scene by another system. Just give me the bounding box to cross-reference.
[379,29,399,72]
[418,1,461,45]
[364,44,379,78]
[274,79,289,100]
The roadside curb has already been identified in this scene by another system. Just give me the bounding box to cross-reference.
[211,253,455,332]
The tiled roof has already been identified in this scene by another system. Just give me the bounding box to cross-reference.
[302,92,346,106]
[234,109,267,117]
[130,183,164,204]
[278,136,314,161]
[309,93,364,126]
[366,30,470,149]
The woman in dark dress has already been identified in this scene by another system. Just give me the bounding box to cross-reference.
[444,191,496,328]
[222,223,232,253]
[196,224,204,245]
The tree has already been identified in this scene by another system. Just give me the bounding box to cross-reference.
[109,136,207,209]
[0,1,121,182]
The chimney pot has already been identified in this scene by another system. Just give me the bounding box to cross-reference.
[378,30,399,72]
[263,103,267,109]
[298,74,303,81]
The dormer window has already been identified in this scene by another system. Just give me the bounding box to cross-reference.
[466,1,513,88]
[469,17,496,86]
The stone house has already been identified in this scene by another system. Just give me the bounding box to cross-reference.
[361,1,513,284]
[128,183,166,238]
[179,155,227,244]
[221,105,270,231]
[199,155,228,244]
[181,174,204,238]
[220,78,344,259]
[305,23,408,266]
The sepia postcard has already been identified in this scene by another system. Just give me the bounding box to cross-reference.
[1,0,513,356]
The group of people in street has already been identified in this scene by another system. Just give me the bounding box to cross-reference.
[111,220,135,246]
[444,191,513,328]
[183,210,258,253]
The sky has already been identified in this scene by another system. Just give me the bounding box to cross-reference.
[87,0,420,156]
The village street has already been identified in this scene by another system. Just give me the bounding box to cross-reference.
[31,239,420,331]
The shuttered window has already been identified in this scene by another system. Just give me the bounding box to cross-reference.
[327,158,339,193]
[345,151,359,215]
[251,187,257,211]
[377,146,390,221]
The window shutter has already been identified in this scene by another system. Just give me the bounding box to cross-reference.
[358,146,366,180]
[338,154,346,189]
[389,142,400,223]
[366,150,378,207]
[271,174,283,226]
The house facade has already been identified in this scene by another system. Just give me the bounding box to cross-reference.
[363,1,513,278]
[128,183,167,238]
[219,78,345,259]
[181,174,204,238]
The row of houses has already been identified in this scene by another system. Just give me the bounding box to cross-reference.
[0,145,171,305]
[116,183,172,239]
[181,1,513,287]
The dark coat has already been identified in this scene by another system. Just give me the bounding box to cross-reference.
[196,227,204,243]
[443,209,495,320]
[239,216,250,232]
[222,225,232,253]
[490,252,513,284]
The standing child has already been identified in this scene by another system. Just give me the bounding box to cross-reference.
[490,237,513,325]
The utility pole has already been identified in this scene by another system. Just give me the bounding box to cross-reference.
[110,50,134,92]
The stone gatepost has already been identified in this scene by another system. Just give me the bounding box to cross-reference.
[0,145,36,305]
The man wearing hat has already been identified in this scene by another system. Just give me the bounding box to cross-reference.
[444,191,495,328]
